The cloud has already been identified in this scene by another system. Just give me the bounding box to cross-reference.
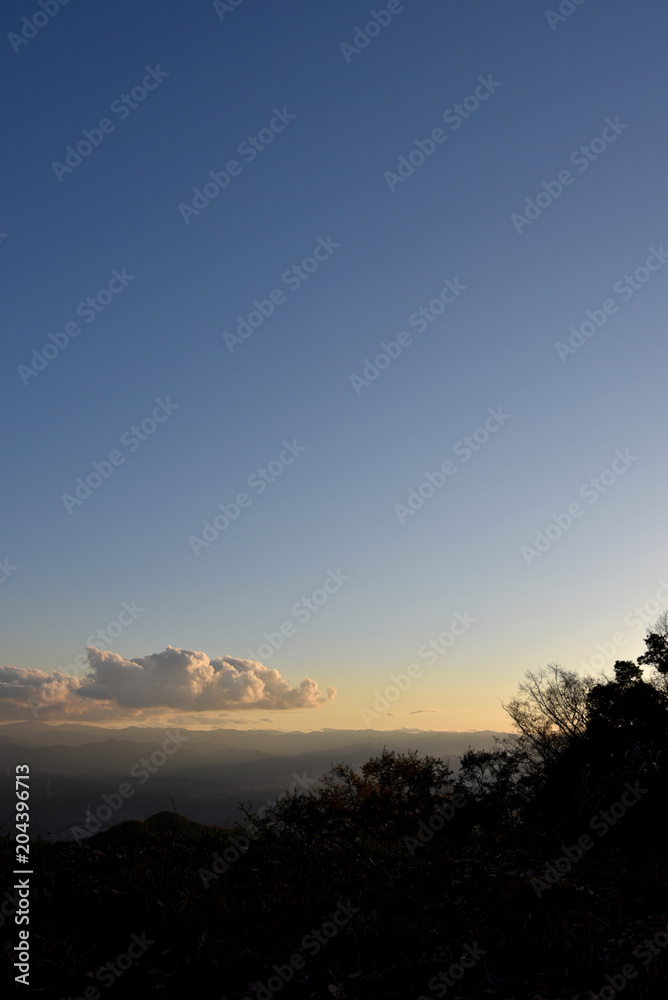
[0,647,336,723]
[385,709,440,718]
[0,664,83,718]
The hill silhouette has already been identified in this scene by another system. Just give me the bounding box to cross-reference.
[3,625,668,998]
[0,726,507,840]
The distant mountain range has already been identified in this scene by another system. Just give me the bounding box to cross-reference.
[0,722,509,841]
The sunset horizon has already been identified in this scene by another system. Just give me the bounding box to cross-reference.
[3,1,668,995]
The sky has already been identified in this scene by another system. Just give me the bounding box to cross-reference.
[2,0,668,732]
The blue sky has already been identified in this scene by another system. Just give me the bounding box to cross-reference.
[2,0,668,731]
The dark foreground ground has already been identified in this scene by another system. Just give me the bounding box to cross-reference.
[2,808,667,1000]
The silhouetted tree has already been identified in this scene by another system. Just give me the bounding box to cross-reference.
[586,659,668,747]
[638,610,668,674]
[249,747,457,856]
[502,663,595,753]
[454,745,528,838]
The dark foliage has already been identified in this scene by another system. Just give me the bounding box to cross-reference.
[2,626,668,998]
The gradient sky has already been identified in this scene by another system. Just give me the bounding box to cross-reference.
[2,0,668,731]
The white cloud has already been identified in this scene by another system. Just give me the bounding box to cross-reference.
[0,647,336,722]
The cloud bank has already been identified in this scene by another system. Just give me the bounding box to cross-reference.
[0,647,336,722]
